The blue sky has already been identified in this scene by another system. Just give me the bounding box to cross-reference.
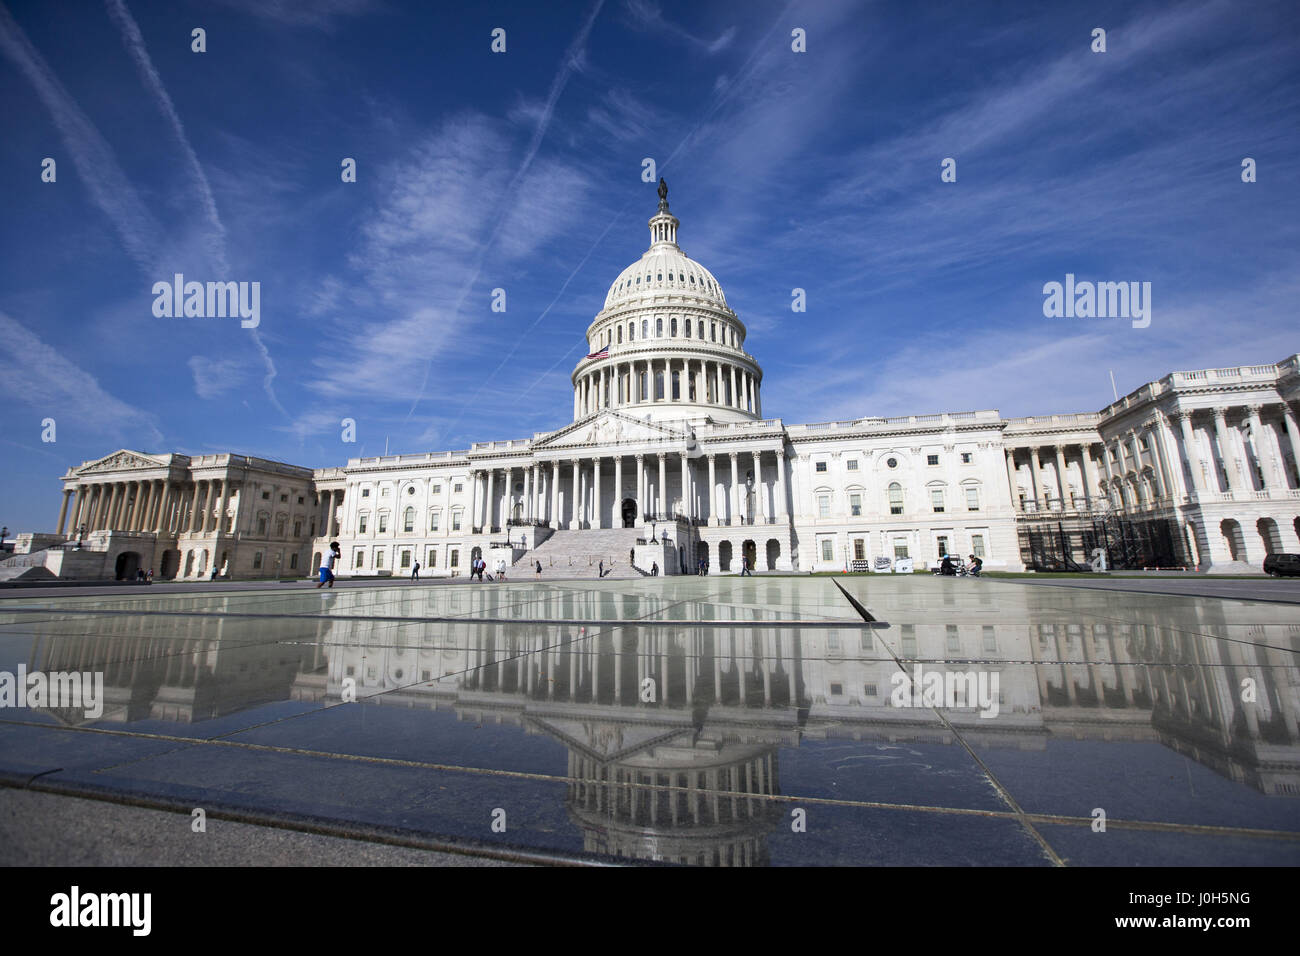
[2,0,1297,531]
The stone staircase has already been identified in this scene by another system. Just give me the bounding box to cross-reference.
[522,528,646,580]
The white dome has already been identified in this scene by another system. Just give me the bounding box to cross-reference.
[603,250,728,311]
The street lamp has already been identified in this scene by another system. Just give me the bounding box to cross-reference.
[75,523,86,551]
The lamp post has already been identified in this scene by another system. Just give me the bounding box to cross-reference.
[75,523,86,551]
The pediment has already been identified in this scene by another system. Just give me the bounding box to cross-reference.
[527,716,690,764]
[534,411,685,451]
[79,450,167,474]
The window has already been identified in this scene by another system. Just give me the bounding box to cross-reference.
[888,483,903,514]
[428,549,437,567]
[982,626,997,653]
[293,520,302,537]
[453,483,462,493]
[381,487,389,497]
[361,488,370,498]
[972,534,986,558]
[815,461,827,473]
[354,550,364,568]
[400,550,411,568]
[937,536,949,557]
[849,493,861,516]
[256,515,269,535]
[280,494,288,502]
[864,683,877,697]
[893,540,909,559]
[927,454,939,466]
[828,632,840,650]
[670,318,677,336]
[642,319,648,338]
[261,490,271,500]
[966,487,980,511]
[289,553,299,570]
[830,683,843,696]
[946,625,960,653]
[901,624,916,655]
[275,519,286,537]
[656,318,663,336]
[818,495,831,517]
[403,507,415,532]
[931,489,945,513]
[430,512,440,531]
[853,538,865,560]
[297,496,305,505]
[886,457,898,469]
[378,514,388,533]
[450,549,460,568]
[846,460,858,471]
[685,318,692,337]
[617,326,622,343]
[711,322,716,340]
[628,323,635,341]
[432,484,442,495]
[252,551,263,569]
[452,511,462,530]
[406,486,415,496]
[358,515,368,534]
[961,452,973,464]
[375,550,384,569]
[821,539,834,561]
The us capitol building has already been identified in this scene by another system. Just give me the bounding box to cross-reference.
[11,183,1300,581]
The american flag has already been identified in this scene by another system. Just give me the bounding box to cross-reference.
[586,345,609,360]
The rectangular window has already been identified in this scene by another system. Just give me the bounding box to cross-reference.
[298,496,305,505]
[450,549,460,568]
[972,534,986,558]
[815,461,827,473]
[358,515,367,534]
[818,495,830,517]
[378,515,388,533]
[830,682,843,696]
[253,551,263,569]
[361,488,370,497]
[275,519,286,537]
[354,550,365,568]
[901,624,916,656]
[853,538,865,560]
[430,512,440,531]
[293,521,302,537]
[432,485,442,495]
[961,452,973,464]
[428,549,437,567]
[375,550,385,569]
[821,539,833,561]
[937,536,949,557]
[931,489,944,512]
[927,454,939,466]
[262,491,271,500]
[280,494,288,502]
[894,541,909,559]
[400,550,411,568]
[946,625,960,653]
[846,460,858,471]
[864,683,877,697]
[257,517,267,535]
[966,487,980,511]
[453,483,462,493]
[452,512,462,530]
[828,632,840,649]
[860,632,872,651]
[982,626,997,653]
[849,493,861,516]
[289,553,299,570]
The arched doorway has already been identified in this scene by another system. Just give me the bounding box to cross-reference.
[470,546,482,563]
[718,541,733,572]
[742,539,757,573]
[766,539,780,571]
[697,541,710,572]
[114,551,141,580]
[160,549,180,579]
[1258,518,1282,556]
[183,550,195,577]
[1220,519,1245,561]
[621,498,637,528]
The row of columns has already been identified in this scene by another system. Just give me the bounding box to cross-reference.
[467,449,788,531]
[1169,403,1300,499]
[59,478,233,537]
[1005,443,1103,513]
[575,357,760,418]
[316,489,343,538]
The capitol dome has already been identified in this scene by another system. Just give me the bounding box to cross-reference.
[572,181,763,426]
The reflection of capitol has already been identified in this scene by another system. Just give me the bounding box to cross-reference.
[25,587,1300,863]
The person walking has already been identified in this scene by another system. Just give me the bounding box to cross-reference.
[651,561,659,576]
[599,559,604,578]
[496,557,507,581]
[317,542,340,588]
[411,559,420,582]
[146,568,154,584]
[535,559,542,580]
[740,555,751,576]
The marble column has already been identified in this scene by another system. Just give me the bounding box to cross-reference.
[56,490,71,535]
[593,456,603,530]
[753,451,765,522]
[1005,450,1019,508]
[1247,404,1284,490]
[635,454,645,526]
[1282,404,1300,488]
[1053,446,1069,508]
[680,452,690,518]
[485,469,496,531]
[570,459,581,529]
[551,462,561,529]
[707,454,718,526]
[775,448,788,518]
[613,455,623,527]
[1176,411,1205,494]
[1029,448,1043,508]
[729,452,739,525]
[1212,408,1241,492]
[216,480,232,535]
[657,453,667,517]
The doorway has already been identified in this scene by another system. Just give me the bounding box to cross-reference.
[621,498,637,528]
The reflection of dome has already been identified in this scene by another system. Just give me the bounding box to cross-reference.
[603,249,728,311]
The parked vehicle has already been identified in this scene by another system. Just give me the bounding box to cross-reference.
[1263,553,1300,576]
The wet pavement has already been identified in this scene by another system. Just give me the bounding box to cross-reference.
[0,576,1297,866]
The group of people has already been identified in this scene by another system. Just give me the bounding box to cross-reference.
[937,553,983,577]
[696,557,710,575]
[468,556,509,581]
[132,567,154,583]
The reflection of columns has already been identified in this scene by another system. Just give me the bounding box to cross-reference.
[707,454,718,526]
[1212,408,1241,492]
[657,453,666,517]
[570,459,581,529]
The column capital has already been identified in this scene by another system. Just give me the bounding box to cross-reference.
[1173,407,1194,422]
[657,451,666,461]
[1212,406,1228,422]
[635,453,644,463]
[1245,403,1264,416]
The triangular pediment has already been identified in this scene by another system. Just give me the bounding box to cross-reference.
[78,449,168,474]
[534,410,686,451]
[527,716,691,763]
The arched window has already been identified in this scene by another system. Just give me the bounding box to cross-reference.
[657,273,662,281]
[617,326,622,343]
[642,319,648,338]
[670,318,677,336]
[711,322,716,341]
[635,276,641,284]
[403,507,415,532]
[656,318,663,336]
[628,322,635,341]
[888,483,904,515]
[685,318,692,337]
